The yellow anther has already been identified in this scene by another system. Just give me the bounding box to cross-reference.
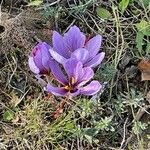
[63,77,76,91]
[64,85,70,90]
[70,77,76,85]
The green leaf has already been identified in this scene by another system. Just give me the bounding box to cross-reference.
[96,7,112,19]
[95,117,113,131]
[147,135,150,139]
[136,31,144,52]
[3,110,14,122]
[136,20,150,36]
[83,128,99,137]
[28,0,43,6]
[130,0,135,3]
[95,63,117,82]
[119,0,130,13]
[140,0,150,7]
[65,122,74,130]
[143,0,150,7]
[132,121,147,134]
[146,42,150,53]
[84,135,93,144]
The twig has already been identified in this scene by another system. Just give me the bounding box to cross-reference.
[36,0,61,10]
[14,88,30,107]
[6,56,24,93]
[63,19,76,34]
[33,35,42,42]
[0,1,2,24]
[123,105,150,148]
[136,105,150,120]
[119,118,128,150]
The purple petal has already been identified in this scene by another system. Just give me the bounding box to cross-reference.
[84,52,105,67]
[71,48,89,63]
[52,31,70,58]
[41,42,53,70]
[85,35,102,58]
[64,58,82,81]
[80,81,102,96]
[50,61,68,85]
[46,84,67,96]
[63,26,86,52]
[28,56,40,74]
[77,67,94,87]
[33,45,44,71]
[32,42,52,72]
[70,89,80,97]
[49,49,67,64]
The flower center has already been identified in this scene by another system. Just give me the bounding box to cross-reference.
[64,77,76,91]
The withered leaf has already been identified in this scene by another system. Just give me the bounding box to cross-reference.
[138,59,150,81]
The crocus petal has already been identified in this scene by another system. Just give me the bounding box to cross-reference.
[41,42,52,70]
[28,56,40,74]
[50,62,68,85]
[63,26,86,53]
[85,35,102,58]
[71,48,89,63]
[46,84,67,96]
[33,46,44,71]
[80,81,102,96]
[84,52,105,67]
[70,89,80,97]
[64,57,82,81]
[49,49,67,64]
[77,67,94,87]
[52,31,70,58]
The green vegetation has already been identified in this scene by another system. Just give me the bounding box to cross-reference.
[0,0,150,149]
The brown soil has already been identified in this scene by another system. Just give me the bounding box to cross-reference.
[0,8,54,55]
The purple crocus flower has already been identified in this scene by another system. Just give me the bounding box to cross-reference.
[49,25,105,67]
[45,57,102,96]
[28,42,55,75]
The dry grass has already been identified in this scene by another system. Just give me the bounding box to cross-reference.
[0,0,150,149]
